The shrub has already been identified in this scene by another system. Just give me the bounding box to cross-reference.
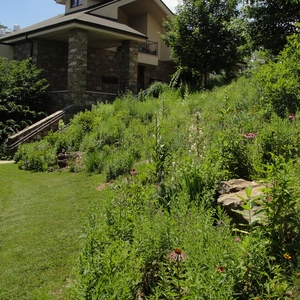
[84,150,107,174]
[258,113,300,164]
[105,151,134,181]
[70,110,95,134]
[0,58,49,147]
[259,154,300,259]
[253,33,300,118]
[141,81,170,99]
[14,141,56,172]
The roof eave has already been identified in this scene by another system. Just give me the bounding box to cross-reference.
[0,19,147,44]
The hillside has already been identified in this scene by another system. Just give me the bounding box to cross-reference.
[13,76,300,299]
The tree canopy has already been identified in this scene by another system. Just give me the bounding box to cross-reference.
[161,0,243,88]
[0,58,49,150]
[243,0,300,55]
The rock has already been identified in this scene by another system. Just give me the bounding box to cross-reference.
[57,149,68,168]
[217,179,265,226]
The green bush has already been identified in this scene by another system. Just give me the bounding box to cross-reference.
[105,151,134,181]
[259,155,300,259]
[0,58,49,147]
[84,150,107,174]
[140,81,170,99]
[258,113,300,164]
[14,141,56,172]
[253,33,300,118]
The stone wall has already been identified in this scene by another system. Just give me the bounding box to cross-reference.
[13,41,33,60]
[48,91,116,113]
[87,47,121,93]
[68,29,88,106]
[37,39,68,91]
[120,40,139,93]
[13,39,68,92]
[144,60,175,88]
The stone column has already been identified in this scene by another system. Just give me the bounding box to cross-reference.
[68,28,88,106]
[120,40,138,94]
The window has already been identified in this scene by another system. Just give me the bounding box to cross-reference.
[101,76,118,84]
[71,0,83,8]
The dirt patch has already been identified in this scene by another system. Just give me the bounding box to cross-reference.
[96,182,114,191]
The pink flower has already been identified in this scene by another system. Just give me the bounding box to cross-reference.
[289,114,295,120]
[216,266,225,272]
[243,132,258,139]
[130,169,138,175]
[167,249,188,262]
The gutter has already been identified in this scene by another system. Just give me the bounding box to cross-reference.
[0,41,10,45]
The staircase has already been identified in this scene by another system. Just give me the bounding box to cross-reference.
[7,105,75,152]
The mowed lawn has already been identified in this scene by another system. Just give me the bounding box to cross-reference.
[0,163,104,300]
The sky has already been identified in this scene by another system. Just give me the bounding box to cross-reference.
[0,0,180,30]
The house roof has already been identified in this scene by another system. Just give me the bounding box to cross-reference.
[0,9,147,47]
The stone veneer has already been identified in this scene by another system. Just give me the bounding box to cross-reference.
[120,40,139,93]
[37,40,68,91]
[13,41,33,61]
[144,60,175,88]
[87,47,121,93]
[68,28,88,106]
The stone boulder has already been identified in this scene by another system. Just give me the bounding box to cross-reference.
[57,149,68,168]
[217,179,265,226]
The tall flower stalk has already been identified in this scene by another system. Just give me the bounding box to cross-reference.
[167,248,188,297]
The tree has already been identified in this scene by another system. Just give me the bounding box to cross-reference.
[252,31,300,118]
[0,58,49,148]
[161,0,243,88]
[244,0,300,55]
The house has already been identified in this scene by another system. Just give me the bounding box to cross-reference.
[0,0,175,112]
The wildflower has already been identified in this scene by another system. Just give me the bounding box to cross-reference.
[284,253,292,260]
[235,237,241,242]
[216,266,225,272]
[243,132,258,139]
[167,248,188,262]
[216,220,225,227]
[289,114,295,120]
[130,169,138,176]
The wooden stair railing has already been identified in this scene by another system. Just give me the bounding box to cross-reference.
[7,105,75,152]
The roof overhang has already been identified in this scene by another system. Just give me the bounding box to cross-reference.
[0,14,147,48]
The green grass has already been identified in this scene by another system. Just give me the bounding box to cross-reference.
[0,163,104,300]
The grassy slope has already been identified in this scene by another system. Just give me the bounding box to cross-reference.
[0,163,104,300]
